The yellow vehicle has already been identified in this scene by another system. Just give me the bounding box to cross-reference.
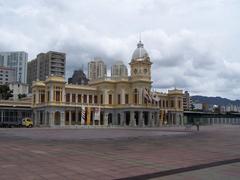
[22,118,33,128]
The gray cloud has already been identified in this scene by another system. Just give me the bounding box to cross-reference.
[0,0,239,99]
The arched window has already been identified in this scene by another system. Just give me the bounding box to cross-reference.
[109,94,112,104]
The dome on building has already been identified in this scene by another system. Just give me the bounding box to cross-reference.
[132,41,149,61]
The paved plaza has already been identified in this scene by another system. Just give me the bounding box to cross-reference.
[0,126,239,179]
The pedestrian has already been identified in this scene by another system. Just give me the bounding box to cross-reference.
[196,121,200,131]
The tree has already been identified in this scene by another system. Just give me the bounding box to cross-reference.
[0,85,13,100]
[18,93,27,99]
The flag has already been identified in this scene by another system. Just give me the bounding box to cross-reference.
[152,92,160,102]
[143,88,152,103]
[81,106,85,125]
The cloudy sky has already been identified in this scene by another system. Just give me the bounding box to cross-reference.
[0,0,240,99]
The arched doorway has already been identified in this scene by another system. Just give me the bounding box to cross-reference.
[135,111,139,126]
[126,112,130,126]
[179,114,182,125]
[117,113,121,125]
[54,111,61,125]
[108,113,112,125]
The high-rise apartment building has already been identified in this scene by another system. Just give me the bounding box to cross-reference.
[88,58,107,80]
[0,51,28,83]
[0,66,16,85]
[183,91,192,111]
[111,61,128,78]
[27,51,66,86]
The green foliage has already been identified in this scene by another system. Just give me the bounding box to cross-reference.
[0,85,13,100]
[18,93,27,99]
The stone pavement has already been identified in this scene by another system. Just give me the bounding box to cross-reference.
[0,125,239,179]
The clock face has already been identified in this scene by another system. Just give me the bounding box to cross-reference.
[134,69,137,74]
[144,69,147,74]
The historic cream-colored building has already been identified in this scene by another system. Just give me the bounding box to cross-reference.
[32,41,183,127]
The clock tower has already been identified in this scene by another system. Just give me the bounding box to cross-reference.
[129,41,152,81]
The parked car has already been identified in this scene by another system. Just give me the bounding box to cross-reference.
[22,118,33,128]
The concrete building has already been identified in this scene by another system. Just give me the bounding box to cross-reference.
[27,51,66,87]
[68,69,89,85]
[0,98,32,127]
[0,66,16,85]
[8,82,29,100]
[183,91,192,111]
[111,61,128,78]
[193,103,203,110]
[32,41,184,127]
[88,58,107,80]
[0,51,28,83]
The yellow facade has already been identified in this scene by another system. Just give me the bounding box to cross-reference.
[32,41,184,127]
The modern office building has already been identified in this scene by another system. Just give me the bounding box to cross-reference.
[27,51,66,87]
[0,66,16,85]
[88,58,107,80]
[111,61,128,78]
[32,41,184,127]
[0,51,28,83]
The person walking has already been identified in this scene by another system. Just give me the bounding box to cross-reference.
[196,121,200,131]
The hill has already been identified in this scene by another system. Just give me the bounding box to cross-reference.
[191,96,240,106]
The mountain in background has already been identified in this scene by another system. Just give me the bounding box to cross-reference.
[191,96,240,106]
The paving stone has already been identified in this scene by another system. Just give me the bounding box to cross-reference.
[0,126,239,179]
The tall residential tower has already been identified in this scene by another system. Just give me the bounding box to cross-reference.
[0,51,28,83]
[111,61,128,78]
[88,58,107,80]
[27,51,66,86]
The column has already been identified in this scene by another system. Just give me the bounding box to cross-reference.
[112,112,117,125]
[36,90,39,104]
[120,112,125,126]
[49,111,54,127]
[104,112,109,126]
[60,111,65,126]
[176,113,180,125]
[175,97,178,110]
[139,88,143,105]
[121,90,125,105]
[87,95,89,104]
[69,111,72,125]
[76,109,79,125]
[156,111,160,127]
[148,111,153,127]
[43,111,46,126]
[151,112,155,127]
[62,87,66,103]
[0,110,2,123]
[50,85,54,102]
[138,111,144,127]
[70,93,72,104]
[37,111,41,126]
[130,111,136,127]
[33,110,37,126]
